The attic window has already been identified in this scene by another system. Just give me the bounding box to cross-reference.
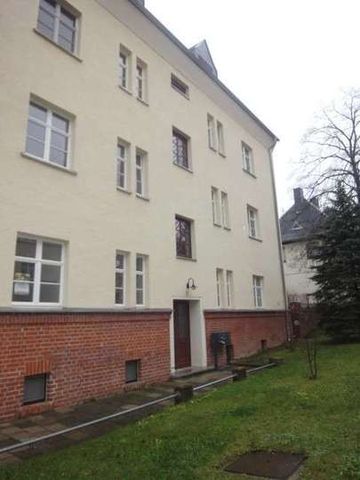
[291,221,303,230]
[171,74,189,98]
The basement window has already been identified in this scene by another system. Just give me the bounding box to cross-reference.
[23,374,47,405]
[125,360,140,383]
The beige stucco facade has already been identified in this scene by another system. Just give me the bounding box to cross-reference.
[0,0,286,367]
[283,241,317,304]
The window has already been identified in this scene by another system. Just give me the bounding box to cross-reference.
[211,187,220,225]
[207,114,216,150]
[115,252,127,306]
[171,74,189,97]
[175,216,192,258]
[221,192,230,228]
[12,236,64,305]
[135,149,147,197]
[247,205,259,239]
[25,102,71,168]
[172,129,189,169]
[217,121,225,155]
[242,142,254,175]
[136,254,146,306]
[253,275,264,308]
[37,0,78,53]
[136,59,147,101]
[216,268,224,307]
[119,46,131,90]
[125,360,140,383]
[116,141,129,190]
[23,374,47,405]
[226,270,233,307]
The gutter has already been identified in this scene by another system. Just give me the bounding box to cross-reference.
[127,0,278,143]
[268,142,291,342]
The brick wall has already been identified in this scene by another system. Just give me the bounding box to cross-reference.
[0,310,171,422]
[205,310,288,367]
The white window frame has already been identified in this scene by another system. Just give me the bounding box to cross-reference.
[135,149,148,198]
[226,270,233,307]
[25,101,71,168]
[115,251,127,306]
[253,275,264,308]
[12,236,64,306]
[242,142,254,175]
[207,114,216,150]
[216,268,224,307]
[119,46,131,91]
[221,191,230,229]
[135,254,146,307]
[247,205,259,239]
[217,121,225,156]
[211,187,220,226]
[116,140,129,191]
[37,0,79,54]
[136,58,147,101]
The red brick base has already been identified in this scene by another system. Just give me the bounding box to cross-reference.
[0,310,171,422]
[205,310,288,367]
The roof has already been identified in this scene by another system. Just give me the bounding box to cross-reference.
[127,0,278,142]
[280,196,324,244]
[189,40,218,77]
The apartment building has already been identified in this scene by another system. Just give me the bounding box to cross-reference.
[0,0,287,421]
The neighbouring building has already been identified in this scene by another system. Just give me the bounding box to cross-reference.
[0,0,287,421]
[280,188,323,305]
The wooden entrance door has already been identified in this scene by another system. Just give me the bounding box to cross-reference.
[174,300,191,369]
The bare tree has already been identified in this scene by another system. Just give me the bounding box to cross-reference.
[300,89,360,204]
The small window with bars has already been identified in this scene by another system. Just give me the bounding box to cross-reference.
[175,216,193,258]
[172,129,190,170]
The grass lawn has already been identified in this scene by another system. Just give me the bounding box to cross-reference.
[0,342,359,480]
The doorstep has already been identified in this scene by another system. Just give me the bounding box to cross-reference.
[170,366,215,379]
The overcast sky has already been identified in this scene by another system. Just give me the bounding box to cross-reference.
[145,0,360,213]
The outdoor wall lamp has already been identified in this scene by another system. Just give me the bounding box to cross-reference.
[186,278,197,290]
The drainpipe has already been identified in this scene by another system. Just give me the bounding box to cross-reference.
[268,141,291,343]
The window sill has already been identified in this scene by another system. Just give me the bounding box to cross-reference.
[137,97,149,107]
[33,29,82,62]
[249,235,263,243]
[173,162,193,174]
[136,194,150,202]
[213,222,222,228]
[224,226,231,231]
[176,256,197,262]
[117,187,132,195]
[119,85,133,96]
[21,152,77,175]
[243,168,257,179]
[209,146,217,153]
[171,86,190,100]
[219,151,226,158]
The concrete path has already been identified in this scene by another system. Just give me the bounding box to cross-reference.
[0,369,232,464]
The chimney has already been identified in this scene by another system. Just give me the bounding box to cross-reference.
[293,188,304,206]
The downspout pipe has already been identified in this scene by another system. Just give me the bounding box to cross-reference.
[268,142,292,343]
